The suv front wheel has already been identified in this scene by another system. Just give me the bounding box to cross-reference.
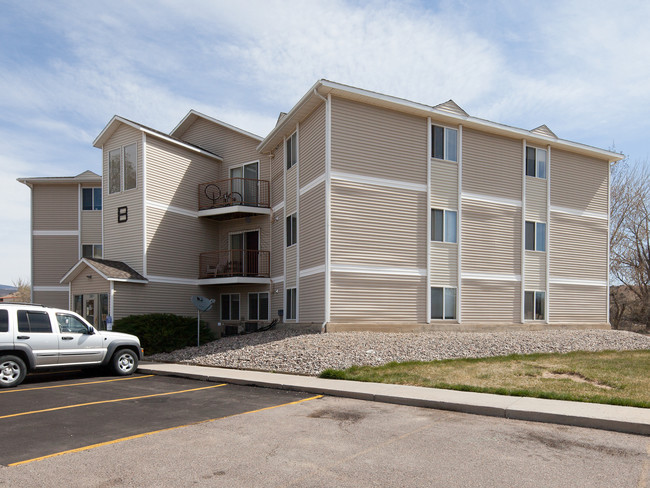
[0,355,27,388]
[111,349,138,376]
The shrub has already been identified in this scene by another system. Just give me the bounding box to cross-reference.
[113,313,215,355]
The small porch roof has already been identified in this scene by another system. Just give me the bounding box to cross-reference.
[60,258,148,284]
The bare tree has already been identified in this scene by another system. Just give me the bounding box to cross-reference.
[11,277,31,303]
[609,157,650,329]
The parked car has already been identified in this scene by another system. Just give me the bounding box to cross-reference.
[0,303,142,387]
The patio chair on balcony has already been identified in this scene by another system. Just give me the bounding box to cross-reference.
[206,265,218,278]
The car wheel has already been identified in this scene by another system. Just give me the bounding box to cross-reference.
[111,349,138,376]
[0,355,27,388]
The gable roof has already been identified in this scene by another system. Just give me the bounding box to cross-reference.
[17,170,101,187]
[258,79,623,163]
[93,115,223,161]
[60,258,148,284]
[170,109,263,142]
[531,124,558,139]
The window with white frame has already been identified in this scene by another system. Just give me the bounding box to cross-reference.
[249,292,269,321]
[82,188,102,210]
[286,132,298,169]
[431,125,458,162]
[431,209,457,243]
[431,287,456,320]
[286,288,297,320]
[82,244,103,259]
[525,221,546,251]
[524,291,545,320]
[286,213,297,247]
[108,149,121,194]
[221,294,240,320]
[525,147,546,178]
[124,143,137,190]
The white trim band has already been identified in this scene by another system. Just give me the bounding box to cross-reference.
[33,230,79,236]
[271,276,285,283]
[550,205,608,220]
[147,275,199,285]
[331,171,427,193]
[299,174,326,196]
[299,265,326,278]
[331,264,426,277]
[462,192,522,208]
[272,201,285,213]
[33,286,69,292]
[462,272,522,282]
[549,277,607,287]
[146,200,197,218]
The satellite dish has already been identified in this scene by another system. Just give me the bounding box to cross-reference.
[192,295,215,312]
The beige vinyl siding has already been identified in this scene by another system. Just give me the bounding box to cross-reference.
[298,103,326,186]
[299,272,325,323]
[461,279,520,324]
[32,185,78,230]
[271,142,284,208]
[146,136,220,211]
[463,128,522,201]
[146,207,220,279]
[331,97,427,183]
[286,245,297,287]
[81,211,102,244]
[32,290,69,310]
[271,280,284,318]
[431,159,458,209]
[177,118,264,180]
[551,149,608,214]
[525,251,546,289]
[330,273,426,324]
[549,213,607,281]
[549,283,607,323]
[286,166,297,214]
[32,235,79,286]
[525,177,547,221]
[430,243,458,287]
[299,182,325,271]
[461,200,521,276]
[271,216,284,278]
[103,123,144,273]
[70,268,109,296]
[331,180,427,268]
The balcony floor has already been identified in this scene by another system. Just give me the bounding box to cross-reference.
[198,205,271,220]
[198,276,271,285]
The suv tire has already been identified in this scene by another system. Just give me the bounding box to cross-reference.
[0,355,27,388]
[111,349,138,376]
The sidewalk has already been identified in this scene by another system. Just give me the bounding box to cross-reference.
[138,362,650,436]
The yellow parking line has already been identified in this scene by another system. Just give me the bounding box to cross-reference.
[0,375,155,394]
[0,383,227,420]
[9,394,323,467]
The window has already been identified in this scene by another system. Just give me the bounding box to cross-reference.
[286,132,298,169]
[109,149,121,194]
[286,288,297,320]
[249,292,270,321]
[82,188,102,210]
[431,125,458,162]
[525,221,546,251]
[56,313,89,334]
[0,310,8,333]
[17,310,52,333]
[124,143,137,190]
[221,294,240,321]
[525,147,547,178]
[82,244,103,259]
[525,291,545,320]
[431,209,457,243]
[431,287,456,320]
[286,213,297,247]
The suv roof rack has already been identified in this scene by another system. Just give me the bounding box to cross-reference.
[0,302,46,307]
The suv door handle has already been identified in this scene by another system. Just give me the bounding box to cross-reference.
[16,336,30,340]
[61,336,74,341]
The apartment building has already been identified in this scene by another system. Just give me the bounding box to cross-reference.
[20,80,622,333]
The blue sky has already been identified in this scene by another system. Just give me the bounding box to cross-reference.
[1,0,649,286]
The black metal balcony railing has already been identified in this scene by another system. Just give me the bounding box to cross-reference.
[199,250,270,279]
[198,178,270,211]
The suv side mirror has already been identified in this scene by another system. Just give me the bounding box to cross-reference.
[86,325,96,335]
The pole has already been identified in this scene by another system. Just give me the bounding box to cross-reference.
[197,310,200,347]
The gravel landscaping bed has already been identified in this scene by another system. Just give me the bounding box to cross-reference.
[149,328,650,376]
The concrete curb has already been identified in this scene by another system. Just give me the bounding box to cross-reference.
[138,362,650,436]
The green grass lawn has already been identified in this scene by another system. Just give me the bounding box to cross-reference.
[319,350,650,408]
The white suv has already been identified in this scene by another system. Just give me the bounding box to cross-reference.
[0,303,142,388]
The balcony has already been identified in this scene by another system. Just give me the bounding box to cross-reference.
[198,177,271,220]
[199,250,270,284]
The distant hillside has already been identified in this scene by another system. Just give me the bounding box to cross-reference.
[0,285,18,295]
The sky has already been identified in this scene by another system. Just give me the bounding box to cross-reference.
[1,0,649,287]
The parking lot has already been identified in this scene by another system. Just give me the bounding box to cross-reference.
[1,370,316,466]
